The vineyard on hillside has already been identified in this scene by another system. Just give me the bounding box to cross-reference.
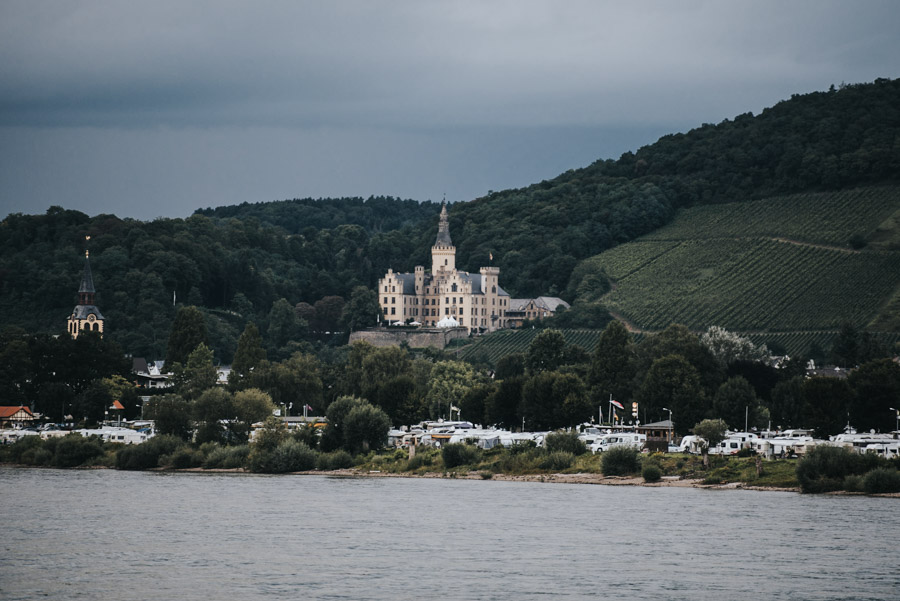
[598,238,900,332]
[455,329,606,364]
[641,186,900,247]
[746,331,900,358]
[565,185,900,358]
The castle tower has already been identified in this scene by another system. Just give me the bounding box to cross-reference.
[68,238,105,339]
[431,202,456,274]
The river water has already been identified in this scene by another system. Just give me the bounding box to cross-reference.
[1,467,897,600]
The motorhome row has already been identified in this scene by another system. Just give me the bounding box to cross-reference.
[5,421,899,460]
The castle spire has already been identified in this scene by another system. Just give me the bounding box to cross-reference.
[434,201,453,248]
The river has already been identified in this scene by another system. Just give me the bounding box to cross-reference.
[1,467,897,600]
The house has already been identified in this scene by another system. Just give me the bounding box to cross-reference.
[0,406,35,428]
[505,296,571,328]
[132,358,173,389]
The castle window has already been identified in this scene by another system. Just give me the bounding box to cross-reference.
[392,297,396,303]
[392,286,395,292]
[451,283,457,292]
[444,259,448,265]
[445,308,449,315]
[492,286,496,293]
[384,297,388,304]
[391,307,396,315]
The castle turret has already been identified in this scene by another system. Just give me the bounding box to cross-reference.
[68,239,105,339]
[431,202,456,274]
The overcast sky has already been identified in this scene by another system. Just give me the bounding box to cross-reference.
[1,1,898,221]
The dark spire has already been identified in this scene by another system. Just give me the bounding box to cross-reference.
[434,202,453,247]
[78,238,95,305]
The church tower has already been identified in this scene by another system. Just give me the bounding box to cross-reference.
[68,237,105,339]
[431,202,456,275]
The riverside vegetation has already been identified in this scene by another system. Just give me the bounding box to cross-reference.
[5,429,899,495]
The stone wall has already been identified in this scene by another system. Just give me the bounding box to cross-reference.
[349,327,468,349]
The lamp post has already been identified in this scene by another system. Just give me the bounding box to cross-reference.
[662,407,673,445]
[890,407,899,434]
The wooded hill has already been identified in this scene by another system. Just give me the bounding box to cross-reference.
[1,78,898,362]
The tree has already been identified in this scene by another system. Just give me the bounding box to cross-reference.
[231,388,277,443]
[343,403,391,453]
[693,418,728,466]
[830,321,859,367]
[72,380,113,425]
[458,383,495,426]
[803,377,853,438]
[321,395,366,452]
[700,326,769,366]
[494,353,525,380]
[229,322,266,389]
[172,343,218,400]
[520,371,589,431]
[342,285,381,332]
[146,394,193,440]
[639,354,706,434]
[266,298,305,357]
[425,360,476,419]
[525,329,566,373]
[313,295,345,333]
[712,376,765,431]
[769,376,806,429]
[589,320,636,404]
[193,387,234,444]
[485,377,524,429]
[847,358,900,433]
[636,324,724,398]
[166,306,208,366]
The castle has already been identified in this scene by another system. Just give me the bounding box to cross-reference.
[378,203,510,333]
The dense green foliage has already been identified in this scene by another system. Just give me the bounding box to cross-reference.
[601,447,641,476]
[795,445,895,494]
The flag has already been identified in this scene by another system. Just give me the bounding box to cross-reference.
[610,399,624,410]
[305,404,313,412]
[450,405,460,412]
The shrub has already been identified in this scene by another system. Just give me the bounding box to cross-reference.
[508,440,537,454]
[250,440,317,474]
[601,447,640,476]
[442,443,480,469]
[544,431,588,456]
[202,445,250,469]
[540,451,575,471]
[115,435,184,470]
[317,450,354,471]
[862,467,900,494]
[843,474,864,492]
[2,435,43,463]
[642,463,663,483]
[796,446,883,493]
[53,435,104,468]
[161,447,203,469]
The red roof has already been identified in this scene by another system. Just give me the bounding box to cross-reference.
[112,400,125,410]
[0,406,34,418]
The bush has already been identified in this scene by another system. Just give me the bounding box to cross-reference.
[250,440,318,474]
[540,451,575,471]
[52,435,104,468]
[642,463,663,483]
[115,435,184,470]
[544,431,588,456]
[601,447,640,476]
[317,450,354,471]
[442,443,480,469]
[161,447,203,469]
[2,435,43,463]
[796,446,883,493]
[203,445,250,469]
[862,467,900,494]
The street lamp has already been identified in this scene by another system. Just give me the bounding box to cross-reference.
[890,408,899,434]
[662,407,673,445]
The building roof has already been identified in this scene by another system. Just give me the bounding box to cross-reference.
[508,298,530,312]
[534,296,570,312]
[0,406,34,419]
[72,304,105,320]
[395,273,418,295]
[434,202,453,248]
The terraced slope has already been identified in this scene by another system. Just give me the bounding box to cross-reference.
[455,329,606,363]
[570,186,900,354]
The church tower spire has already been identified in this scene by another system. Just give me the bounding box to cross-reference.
[68,236,105,339]
[431,201,456,274]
